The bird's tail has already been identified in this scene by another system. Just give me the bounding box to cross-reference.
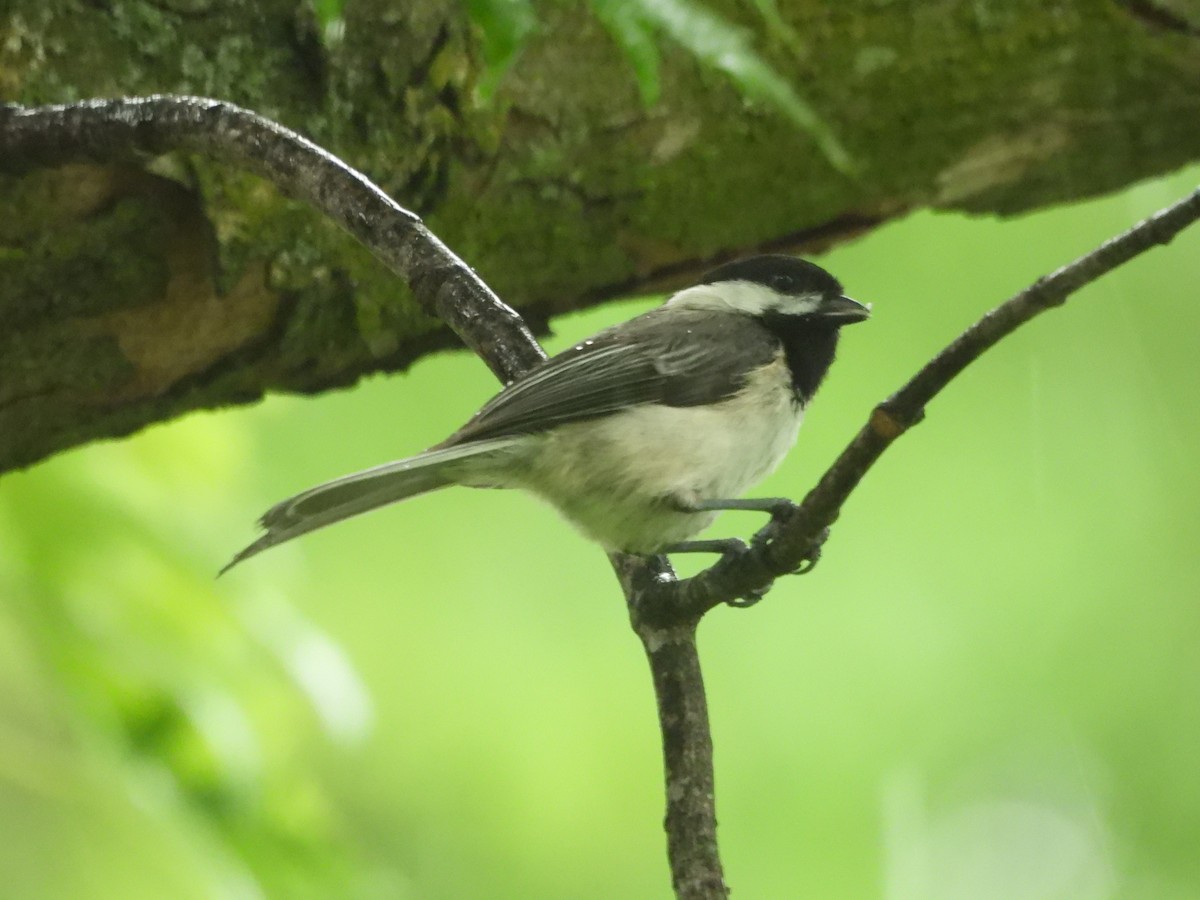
[220,439,514,574]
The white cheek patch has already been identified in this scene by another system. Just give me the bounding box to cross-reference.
[667,281,823,316]
[773,293,824,316]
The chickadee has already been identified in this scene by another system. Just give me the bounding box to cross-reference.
[223,255,868,572]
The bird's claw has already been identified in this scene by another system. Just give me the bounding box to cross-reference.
[789,527,831,574]
[750,499,800,549]
[727,582,771,608]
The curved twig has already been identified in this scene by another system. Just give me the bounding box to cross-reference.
[0,95,544,382]
[641,185,1200,615]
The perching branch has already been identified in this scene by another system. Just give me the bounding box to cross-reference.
[614,554,728,898]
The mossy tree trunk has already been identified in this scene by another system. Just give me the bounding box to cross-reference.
[2,0,1198,473]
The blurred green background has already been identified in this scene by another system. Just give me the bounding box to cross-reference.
[2,170,1198,899]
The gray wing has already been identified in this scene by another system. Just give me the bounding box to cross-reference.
[444,308,780,445]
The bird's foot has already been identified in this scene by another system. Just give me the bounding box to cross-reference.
[661,537,749,558]
[727,582,771,608]
[660,538,766,607]
[788,526,831,574]
[746,498,800,549]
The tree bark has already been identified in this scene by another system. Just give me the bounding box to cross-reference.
[2,0,1199,472]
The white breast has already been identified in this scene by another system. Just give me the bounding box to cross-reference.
[596,354,802,504]
[483,353,805,553]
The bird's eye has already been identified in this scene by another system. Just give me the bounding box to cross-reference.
[770,274,793,292]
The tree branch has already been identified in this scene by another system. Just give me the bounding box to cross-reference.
[613,554,728,897]
[0,95,544,383]
[642,625,726,898]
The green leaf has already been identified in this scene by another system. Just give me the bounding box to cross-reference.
[310,0,345,32]
[591,0,663,105]
[463,0,851,170]
[623,0,854,173]
[745,0,805,54]
[467,0,539,101]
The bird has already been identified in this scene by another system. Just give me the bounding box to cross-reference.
[222,255,869,573]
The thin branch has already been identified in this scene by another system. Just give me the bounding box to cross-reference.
[638,184,1200,615]
[614,555,728,898]
[0,95,544,383]
[642,625,727,899]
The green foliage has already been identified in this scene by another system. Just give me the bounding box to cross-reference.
[311,0,346,29]
[461,0,852,171]
[590,0,852,172]
[466,0,539,100]
[0,415,373,896]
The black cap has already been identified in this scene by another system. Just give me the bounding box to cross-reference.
[697,254,843,297]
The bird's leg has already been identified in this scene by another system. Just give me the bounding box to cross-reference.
[676,497,829,575]
[687,497,798,517]
[685,497,799,547]
[661,538,749,556]
[667,497,796,558]
[658,537,767,608]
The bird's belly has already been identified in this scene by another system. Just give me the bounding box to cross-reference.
[501,366,804,553]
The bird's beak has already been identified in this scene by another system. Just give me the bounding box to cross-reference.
[818,294,871,323]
